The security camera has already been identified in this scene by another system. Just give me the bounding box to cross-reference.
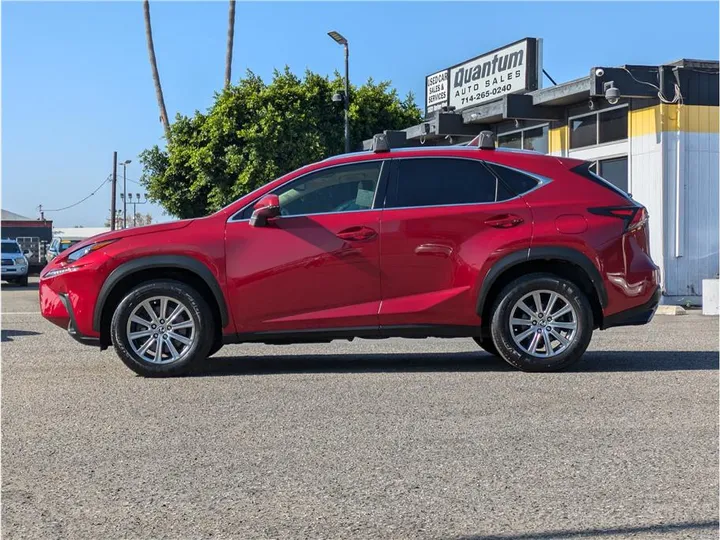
[595,68,605,78]
[604,81,620,105]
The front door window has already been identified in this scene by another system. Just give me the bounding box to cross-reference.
[238,161,383,219]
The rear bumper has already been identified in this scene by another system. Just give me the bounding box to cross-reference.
[601,286,661,329]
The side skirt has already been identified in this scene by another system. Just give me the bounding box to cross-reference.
[223,325,484,345]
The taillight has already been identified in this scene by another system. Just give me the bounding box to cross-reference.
[627,207,648,232]
[588,206,647,232]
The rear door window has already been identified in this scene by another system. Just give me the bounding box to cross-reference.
[386,158,500,209]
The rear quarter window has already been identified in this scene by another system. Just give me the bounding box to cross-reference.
[485,163,540,198]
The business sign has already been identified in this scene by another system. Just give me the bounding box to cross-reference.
[425,69,449,116]
[425,38,541,117]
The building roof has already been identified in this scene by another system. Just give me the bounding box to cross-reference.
[1,209,34,221]
[52,227,110,239]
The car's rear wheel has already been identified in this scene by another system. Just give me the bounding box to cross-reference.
[490,273,593,372]
[111,280,214,377]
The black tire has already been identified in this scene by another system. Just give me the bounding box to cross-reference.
[473,336,499,357]
[111,280,215,377]
[18,275,28,287]
[490,273,593,372]
[207,339,223,358]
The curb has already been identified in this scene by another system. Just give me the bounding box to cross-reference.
[656,305,687,316]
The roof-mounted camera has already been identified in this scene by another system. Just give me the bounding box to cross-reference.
[477,130,496,150]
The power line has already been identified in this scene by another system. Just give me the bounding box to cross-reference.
[125,175,145,187]
[42,175,112,212]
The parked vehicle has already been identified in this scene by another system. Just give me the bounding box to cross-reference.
[45,237,82,264]
[39,132,660,377]
[2,239,29,286]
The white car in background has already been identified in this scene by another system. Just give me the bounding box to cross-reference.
[1,239,29,286]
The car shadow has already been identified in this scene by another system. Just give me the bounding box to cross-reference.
[452,518,719,540]
[194,349,718,377]
[1,329,42,342]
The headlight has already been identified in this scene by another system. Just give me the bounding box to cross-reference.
[14,258,25,265]
[43,266,82,279]
[66,240,117,263]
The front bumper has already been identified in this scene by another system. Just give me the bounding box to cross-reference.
[1,265,28,278]
[601,286,661,329]
[58,293,101,346]
[39,266,105,344]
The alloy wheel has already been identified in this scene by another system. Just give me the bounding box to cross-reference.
[509,289,578,358]
[126,295,196,364]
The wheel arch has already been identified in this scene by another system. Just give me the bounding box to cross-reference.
[477,247,607,328]
[94,255,229,346]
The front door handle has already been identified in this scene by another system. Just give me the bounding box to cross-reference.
[415,243,453,257]
[336,226,377,242]
[484,214,524,229]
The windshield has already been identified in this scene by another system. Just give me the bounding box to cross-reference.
[59,240,81,252]
[1,243,21,254]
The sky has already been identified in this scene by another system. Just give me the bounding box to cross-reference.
[2,1,718,227]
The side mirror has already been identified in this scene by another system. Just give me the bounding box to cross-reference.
[250,194,281,227]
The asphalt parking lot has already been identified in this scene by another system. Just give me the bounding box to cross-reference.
[2,278,718,540]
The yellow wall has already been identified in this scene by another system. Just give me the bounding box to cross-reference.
[548,125,567,154]
[629,104,719,136]
[548,104,719,155]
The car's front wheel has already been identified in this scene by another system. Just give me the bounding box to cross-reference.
[490,273,593,372]
[111,280,215,377]
[473,336,499,356]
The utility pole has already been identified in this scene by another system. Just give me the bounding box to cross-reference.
[111,152,118,231]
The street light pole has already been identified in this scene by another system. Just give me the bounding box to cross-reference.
[120,159,131,228]
[129,193,148,227]
[328,31,350,153]
[343,42,350,154]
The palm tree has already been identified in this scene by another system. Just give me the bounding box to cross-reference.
[143,0,170,141]
[225,0,236,89]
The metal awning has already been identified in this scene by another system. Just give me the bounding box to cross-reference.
[362,75,593,149]
[362,59,718,149]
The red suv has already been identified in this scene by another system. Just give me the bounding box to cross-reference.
[39,132,660,377]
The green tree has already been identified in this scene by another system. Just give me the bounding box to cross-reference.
[140,68,421,218]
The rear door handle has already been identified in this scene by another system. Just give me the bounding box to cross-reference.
[336,226,377,242]
[484,214,524,229]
